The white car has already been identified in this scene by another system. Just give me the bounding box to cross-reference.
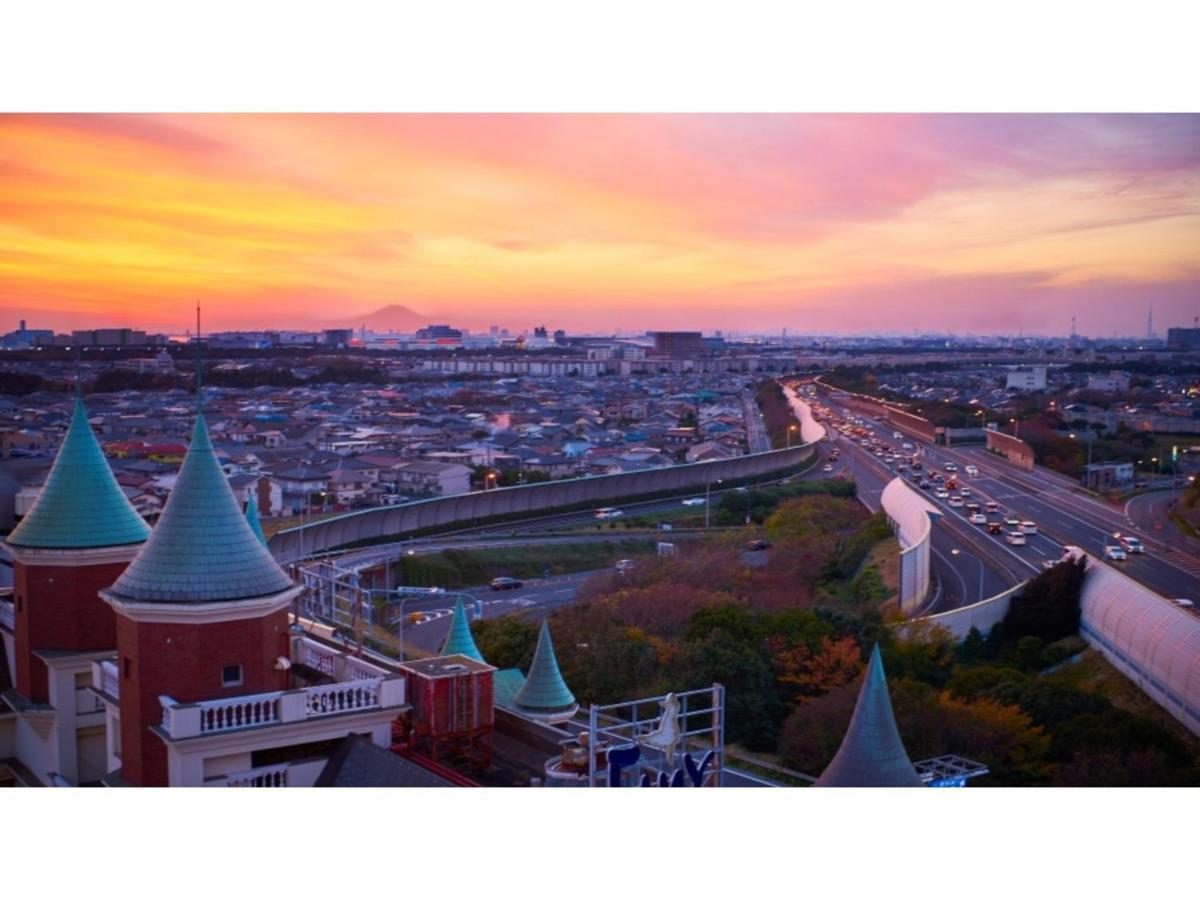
[902,443,913,451]
[1103,545,1127,561]
[821,464,833,472]
[681,498,706,506]
[594,507,624,519]
[959,487,972,497]
[948,495,964,507]
[965,465,979,476]
[1020,521,1038,535]
[1117,534,1144,554]
[969,512,987,525]
[935,488,950,499]
[1172,598,1195,609]
[1005,531,1027,546]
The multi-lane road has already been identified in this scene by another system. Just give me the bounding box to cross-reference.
[812,385,1200,607]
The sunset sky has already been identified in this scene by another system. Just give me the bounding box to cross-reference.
[1,113,1197,337]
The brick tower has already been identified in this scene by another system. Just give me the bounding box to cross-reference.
[100,412,300,787]
[6,396,150,703]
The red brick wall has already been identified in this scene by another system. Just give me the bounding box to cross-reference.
[13,559,130,702]
[115,608,290,786]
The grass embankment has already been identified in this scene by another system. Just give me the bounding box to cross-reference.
[394,539,658,589]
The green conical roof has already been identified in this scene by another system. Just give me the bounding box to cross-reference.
[105,414,293,604]
[244,492,268,546]
[513,620,576,713]
[440,596,484,661]
[815,644,923,787]
[8,397,151,549]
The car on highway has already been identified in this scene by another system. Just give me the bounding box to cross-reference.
[408,611,425,624]
[986,501,999,514]
[1116,534,1144,554]
[902,442,913,451]
[959,487,972,497]
[944,462,958,472]
[1005,516,1021,530]
[681,497,706,506]
[615,559,635,573]
[594,507,624,519]
[1103,545,1127,562]
[821,463,833,472]
[490,577,525,590]
[987,521,1003,535]
[965,464,979,476]
[1005,530,1027,546]
[948,495,964,507]
[1020,521,1038,535]
[919,479,932,489]
[1173,598,1195,609]
[1042,559,1063,571]
[935,488,950,499]
[969,512,987,525]
[747,538,772,551]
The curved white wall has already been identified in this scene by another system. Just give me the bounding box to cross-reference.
[909,582,1025,640]
[880,477,941,615]
[782,385,827,445]
[1067,547,1200,736]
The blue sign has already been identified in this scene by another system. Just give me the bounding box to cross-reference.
[607,746,716,787]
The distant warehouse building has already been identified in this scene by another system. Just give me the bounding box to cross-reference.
[1167,327,1200,351]
[649,331,704,358]
[1005,366,1047,391]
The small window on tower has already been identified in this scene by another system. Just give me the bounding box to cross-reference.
[221,664,244,688]
[123,658,131,678]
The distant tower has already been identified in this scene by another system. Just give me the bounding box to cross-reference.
[1148,305,1155,340]
[1070,316,1077,340]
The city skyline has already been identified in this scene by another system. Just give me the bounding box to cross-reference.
[1,114,1198,336]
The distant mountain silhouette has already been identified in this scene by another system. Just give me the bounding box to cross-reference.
[328,304,432,333]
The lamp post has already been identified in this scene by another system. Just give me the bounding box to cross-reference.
[486,470,497,491]
[950,547,985,604]
[705,478,723,529]
[787,423,798,449]
[1068,433,1094,468]
[1009,417,1020,439]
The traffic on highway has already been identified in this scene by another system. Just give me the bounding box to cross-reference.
[795,381,1200,613]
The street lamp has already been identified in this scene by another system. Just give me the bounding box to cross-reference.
[1068,432,1094,468]
[950,548,984,604]
[705,478,723,528]
[1009,418,1020,439]
[787,423,798,449]
[486,470,498,491]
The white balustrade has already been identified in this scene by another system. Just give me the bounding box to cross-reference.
[300,639,337,677]
[0,596,13,630]
[303,678,382,717]
[224,763,289,787]
[101,659,120,700]
[195,692,282,735]
[343,655,389,682]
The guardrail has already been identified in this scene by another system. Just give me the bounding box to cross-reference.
[269,443,817,563]
[157,675,406,740]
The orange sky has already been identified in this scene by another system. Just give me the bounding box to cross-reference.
[1,114,1197,336]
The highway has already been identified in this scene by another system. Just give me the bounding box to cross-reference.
[809,381,1200,606]
[821,424,1017,612]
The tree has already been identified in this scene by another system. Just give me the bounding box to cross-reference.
[999,555,1087,644]
[769,634,863,705]
[472,615,539,671]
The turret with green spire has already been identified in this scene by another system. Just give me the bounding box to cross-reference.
[815,644,924,787]
[512,619,577,723]
[8,396,150,549]
[439,596,484,661]
[104,414,293,604]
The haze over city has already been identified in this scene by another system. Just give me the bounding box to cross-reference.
[2,113,1198,337]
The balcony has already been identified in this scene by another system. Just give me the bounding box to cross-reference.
[158,675,406,741]
[293,634,392,683]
